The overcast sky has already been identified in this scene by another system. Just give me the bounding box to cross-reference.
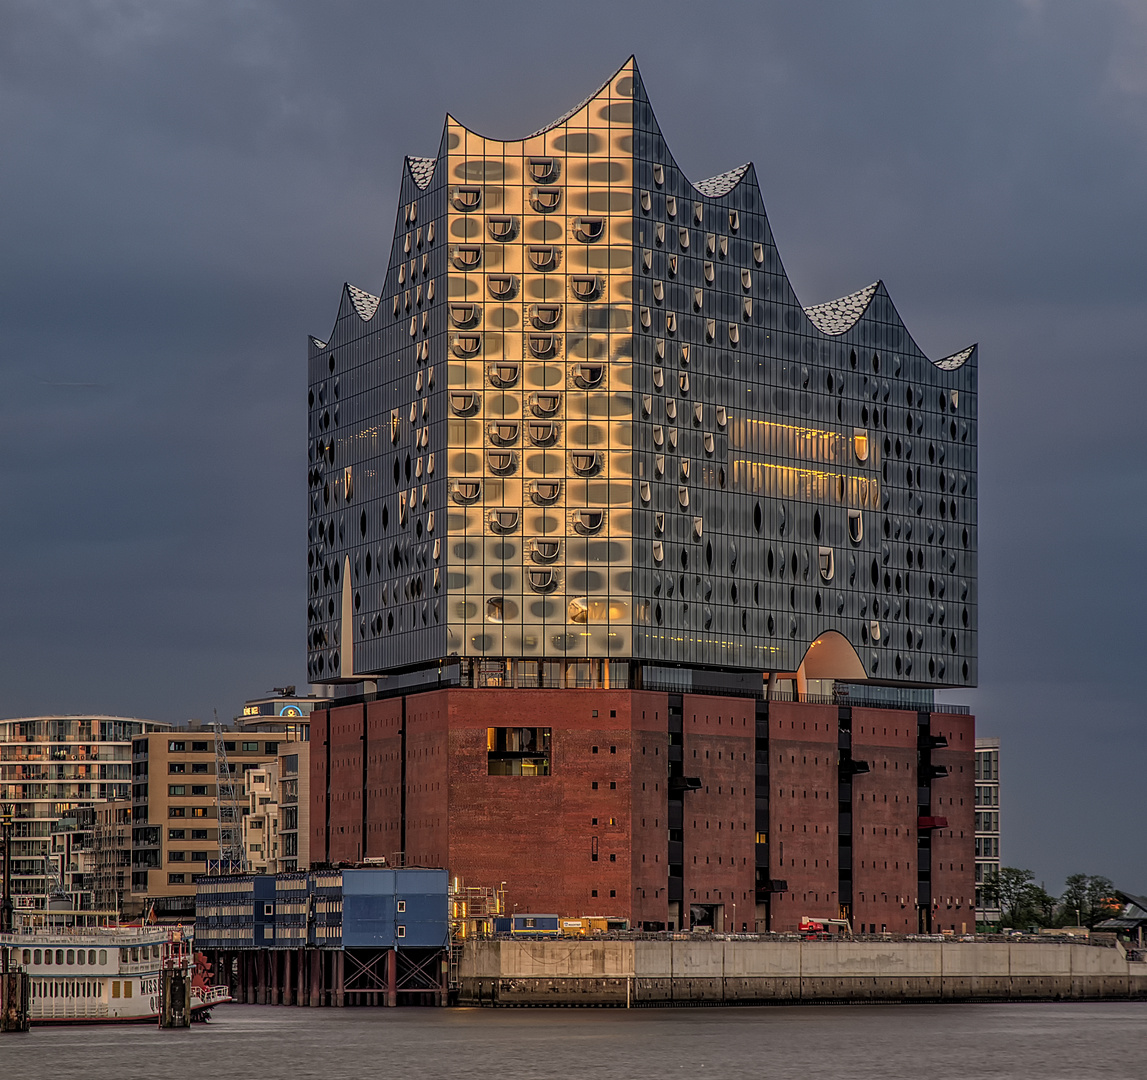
[1,1,1144,896]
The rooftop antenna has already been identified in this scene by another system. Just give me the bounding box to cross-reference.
[212,708,247,872]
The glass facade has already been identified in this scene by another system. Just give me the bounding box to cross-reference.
[307,58,977,690]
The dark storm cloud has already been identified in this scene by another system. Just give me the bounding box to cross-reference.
[1,0,1144,893]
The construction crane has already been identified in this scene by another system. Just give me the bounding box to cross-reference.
[212,710,247,873]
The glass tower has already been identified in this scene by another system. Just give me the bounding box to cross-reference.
[307,58,977,693]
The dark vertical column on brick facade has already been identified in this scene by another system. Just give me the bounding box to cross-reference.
[399,695,407,858]
[753,697,771,931]
[837,705,853,923]
[916,709,937,933]
[360,702,368,854]
[666,694,684,929]
[320,709,331,863]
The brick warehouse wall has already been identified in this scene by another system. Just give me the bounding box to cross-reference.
[767,703,840,930]
[851,708,919,934]
[929,710,977,932]
[309,690,974,931]
[681,695,755,930]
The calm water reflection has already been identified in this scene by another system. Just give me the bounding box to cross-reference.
[2,1002,1145,1079]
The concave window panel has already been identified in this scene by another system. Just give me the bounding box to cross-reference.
[528,334,559,359]
[567,597,624,623]
[487,215,517,241]
[452,186,482,211]
[488,421,519,446]
[529,479,561,504]
[528,157,559,183]
[449,391,478,416]
[488,362,520,388]
[528,246,559,271]
[527,421,559,447]
[652,540,665,563]
[488,726,550,776]
[653,164,664,185]
[848,509,864,544]
[529,304,562,330]
[452,245,482,270]
[450,303,481,328]
[487,450,516,475]
[818,546,835,582]
[573,509,605,535]
[853,429,870,463]
[572,363,604,388]
[489,509,520,534]
[528,568,558,593]
[529,187,562,212]
[741,269,752,290]
[640,190,651,212]
[571,275,601,301]
[488,274,518,300]
[530,538,561,563]
[570,451,600,476]
[573,217,605,242]
[451,333,483,358]
[529,391,561,417]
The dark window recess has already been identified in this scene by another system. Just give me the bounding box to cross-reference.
[487,727,551,776]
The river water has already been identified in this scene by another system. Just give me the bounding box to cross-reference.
[2,1002,1145,1079]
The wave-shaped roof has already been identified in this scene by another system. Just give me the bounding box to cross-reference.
[934,345,976,371]
[358,58,975,374]
[407,156,436,190]
[803,283,880,336]
[346,284,380,321]
[694,164,752,198]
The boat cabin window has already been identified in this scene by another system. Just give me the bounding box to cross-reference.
[99,950,107,964]
[56,950,64,965]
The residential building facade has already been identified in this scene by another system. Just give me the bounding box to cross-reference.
[130,730,285,920]
[974,736,1001,925]
[0,714,170,920]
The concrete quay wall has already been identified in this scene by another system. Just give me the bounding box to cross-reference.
[457,940,1147,1007]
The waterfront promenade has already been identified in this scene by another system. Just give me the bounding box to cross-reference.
[458,936,1147,1006]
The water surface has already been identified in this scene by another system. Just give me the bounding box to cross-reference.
[2,1002,1144,1079]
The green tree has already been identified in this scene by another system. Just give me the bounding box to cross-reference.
[984,867,1034,927]
[1060,874,1119,927]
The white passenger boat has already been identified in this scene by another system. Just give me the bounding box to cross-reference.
[0,926,231,1024]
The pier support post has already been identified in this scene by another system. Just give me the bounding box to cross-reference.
[296,948,305,1006]
[335,951,344,1007]
[310,950,321,1007]
[270,949,279,1005]
[257,951,267,1005]
[386,948,397,1008]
